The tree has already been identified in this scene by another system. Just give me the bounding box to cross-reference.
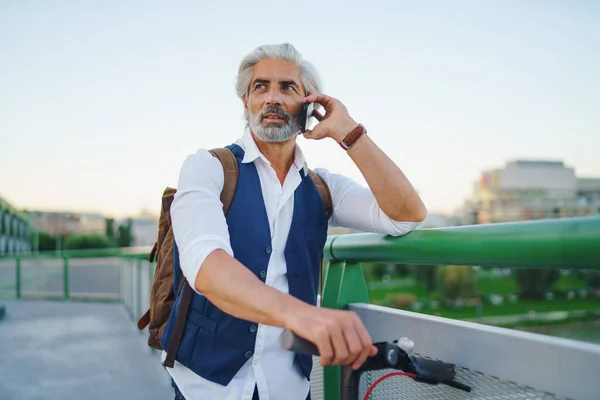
[116,218,134,247]
[38,231,57,251]
[105,218,115,240]
[63,234,114,250]
[579,269,600,290]
[437,265,477,304]
[412,264,438,292]
[512,268,560,299]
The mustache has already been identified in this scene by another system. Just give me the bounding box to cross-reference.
[259,106,292,121]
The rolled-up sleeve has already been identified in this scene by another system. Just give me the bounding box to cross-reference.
[170,149,234,294]
[313,167,422,237]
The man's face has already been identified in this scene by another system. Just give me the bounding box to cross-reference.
[245,59,305,143]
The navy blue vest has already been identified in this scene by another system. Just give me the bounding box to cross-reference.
[161,144,328,386]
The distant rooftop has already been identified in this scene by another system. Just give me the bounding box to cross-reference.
[578,178,600,191]
[508,160,566,168]
[26,210,105,219]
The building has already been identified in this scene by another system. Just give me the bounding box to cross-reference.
[420,213,460,229]
[26,211,106,236]
[463,160,600,224]
[0,195,36,255]
[122,213,159,247]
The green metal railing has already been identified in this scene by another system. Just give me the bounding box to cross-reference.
[324,216,600,267]
[319,216,600,399]
[0,246,152,302]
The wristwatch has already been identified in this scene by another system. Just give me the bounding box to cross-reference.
[339,124,366,150]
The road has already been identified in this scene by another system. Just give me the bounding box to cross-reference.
[0,299,173,400]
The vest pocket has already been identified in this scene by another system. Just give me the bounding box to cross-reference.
[178,308,218,367]
[187,307,218,335]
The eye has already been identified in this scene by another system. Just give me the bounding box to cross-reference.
[283,85,295,92]
[254,83,266,90]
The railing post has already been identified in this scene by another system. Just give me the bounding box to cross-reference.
[136,259,142,320]
[338,261,370,307]
[118,259,123,303]
[148,260,154,287]
[63,257,69,300]
[15,257,21,299]
[321,261,370,400]
[321,260,344,400]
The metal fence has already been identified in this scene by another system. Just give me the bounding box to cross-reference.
[352,303,600,400]
[317,216,600,400]
[1,216,599,399]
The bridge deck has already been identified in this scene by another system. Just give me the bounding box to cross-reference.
[0,299,173,400]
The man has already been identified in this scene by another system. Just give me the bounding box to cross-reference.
[164,43,427,400]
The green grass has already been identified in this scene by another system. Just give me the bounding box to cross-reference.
[368,282,429,302]
[369,272,588,302]
[554,273,587,291]
[476,276,517,295]
[366,271,597,320]
[418,298,600,320]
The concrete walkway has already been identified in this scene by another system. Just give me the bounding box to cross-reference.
[0,299,173,400]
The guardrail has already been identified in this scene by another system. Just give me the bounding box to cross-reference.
[317,216,600,400]
[1,217,599,399]
[324,216,600,267]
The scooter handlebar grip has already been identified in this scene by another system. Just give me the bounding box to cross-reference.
[280,330,319,356]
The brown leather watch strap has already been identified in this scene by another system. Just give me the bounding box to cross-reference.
[339,124,366,150]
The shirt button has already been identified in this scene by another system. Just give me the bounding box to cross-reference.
[259,270,266,279]
[265,245,272,254]
[249,325,257,333]
[245,351,253,359]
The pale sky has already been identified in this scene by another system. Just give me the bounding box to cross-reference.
[1,1,599,218]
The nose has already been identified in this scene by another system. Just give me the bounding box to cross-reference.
[265,87,282,106]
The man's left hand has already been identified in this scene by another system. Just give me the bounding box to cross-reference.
[302,93,358,143]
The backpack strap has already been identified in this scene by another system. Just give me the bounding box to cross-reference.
[163,148,239,369]
[308,169,333,221]
[209,148,239,214]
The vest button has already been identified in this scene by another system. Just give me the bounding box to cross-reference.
[265,245,272,254]
[249,325,257,333]
[245,351,253,359]
[259,270,266,279]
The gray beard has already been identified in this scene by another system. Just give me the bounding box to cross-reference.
[246,107,301,143]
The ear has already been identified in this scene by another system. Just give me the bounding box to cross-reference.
[243,96,248,113]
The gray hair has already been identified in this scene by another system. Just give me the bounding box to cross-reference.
[235,43,322,100]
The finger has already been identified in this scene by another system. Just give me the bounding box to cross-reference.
[352,318,377,370]
[312,109,324,122]
[351,337,372,370]
[304,93,336,112]
[342,326,364,367]
[302,129,313,137]
[317,329,334,366]
[369,344,378,357]
[330,325,349,365]
[303,126,327,140]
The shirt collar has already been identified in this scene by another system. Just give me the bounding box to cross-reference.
[240,129,308,175]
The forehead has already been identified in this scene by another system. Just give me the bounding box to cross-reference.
[251,59,302,83]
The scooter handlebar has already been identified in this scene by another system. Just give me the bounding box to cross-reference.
[280,330,319,356]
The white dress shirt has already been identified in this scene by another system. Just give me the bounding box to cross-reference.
[163,129,422,400]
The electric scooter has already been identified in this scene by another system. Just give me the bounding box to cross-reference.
[281,330,471,400]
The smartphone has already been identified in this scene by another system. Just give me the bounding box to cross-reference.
[298,102,315,133]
